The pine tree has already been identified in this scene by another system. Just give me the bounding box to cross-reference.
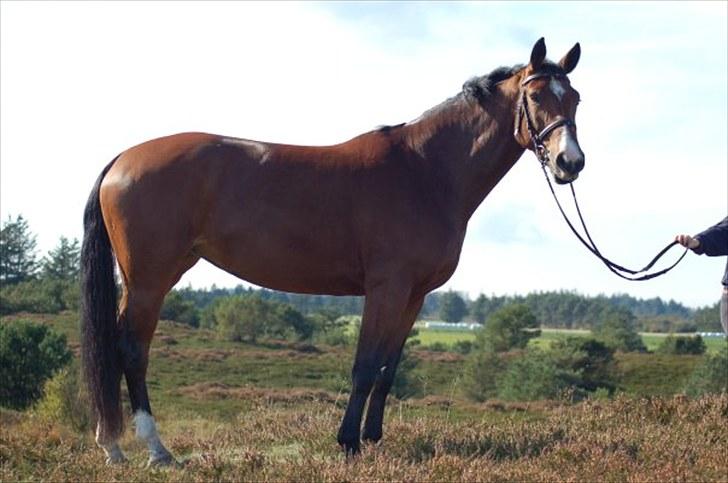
[439,291,468,323]
[42,236,81,281]
[0,215,39,285]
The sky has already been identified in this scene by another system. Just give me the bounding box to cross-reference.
[1,1,726,308]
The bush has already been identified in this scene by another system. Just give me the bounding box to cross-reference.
[684,346,728,396]
[656,334,706,355]
[35,363,93,432]
[160,290,200,327]
[464,337,617,403]
[427,342,449,352]
[309,310,353,346]
[477,304,540,353]
[0,278,79,315]
[497,348,578,401]
[451,340,473,355]
[204,294,313,343]
[462,350,507,402]
[593,309,646,352]
[551,337,617,394]
[391,348,423,399]
[0,320,72,409]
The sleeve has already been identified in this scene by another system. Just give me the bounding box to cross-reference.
[693,216,728,256]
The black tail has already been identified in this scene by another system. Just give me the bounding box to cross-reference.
[81,157,122,439]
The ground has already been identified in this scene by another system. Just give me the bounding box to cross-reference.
[1,312,726,481]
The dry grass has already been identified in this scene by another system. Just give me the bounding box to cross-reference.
[2,394,726,482]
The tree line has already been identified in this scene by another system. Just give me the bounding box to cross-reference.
[0,214,722,333]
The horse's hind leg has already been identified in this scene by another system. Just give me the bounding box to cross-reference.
[119,254,198,466]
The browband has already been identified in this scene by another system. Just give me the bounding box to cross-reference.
[521,72,567,86]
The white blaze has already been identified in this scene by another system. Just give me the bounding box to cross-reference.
[558,127,582,162]
[549,78,566,101]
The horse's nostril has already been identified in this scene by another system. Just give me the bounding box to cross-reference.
[556,153,584,175]
[556,153,568,172]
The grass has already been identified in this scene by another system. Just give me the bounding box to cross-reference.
[2,312,727,481]
[415,324,727,353]
[2,393,726,481]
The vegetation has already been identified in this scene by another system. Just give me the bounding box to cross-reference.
[684,346,728,397]
[0,214,39,285]
[0,320,72,409]
[0,311,726,481]
[1,215,726,479]
[656,334,706,355]
[592,309,646,353]
[475,304,540,353]
[438,291,468,323]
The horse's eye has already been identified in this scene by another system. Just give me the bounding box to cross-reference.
[529,92,540,102]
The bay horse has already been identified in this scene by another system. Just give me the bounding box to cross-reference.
[81,38,584,465]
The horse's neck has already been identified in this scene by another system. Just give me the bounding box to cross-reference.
[404,94,525,225]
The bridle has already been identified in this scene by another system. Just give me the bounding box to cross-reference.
[515,71,687,282]
[515,72,575,166]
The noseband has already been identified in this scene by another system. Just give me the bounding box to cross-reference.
[515,73,575,166]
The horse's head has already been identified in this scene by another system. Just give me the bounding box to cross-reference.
[515,38,584,184]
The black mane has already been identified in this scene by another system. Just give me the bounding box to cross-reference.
[463,61,565,102]
[375,61,565,132]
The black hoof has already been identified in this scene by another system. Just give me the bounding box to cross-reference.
[361,431,382,444]
[339,439,361,457]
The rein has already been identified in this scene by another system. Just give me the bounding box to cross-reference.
[516,73,688,282]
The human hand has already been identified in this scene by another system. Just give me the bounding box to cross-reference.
[675,234,700,249]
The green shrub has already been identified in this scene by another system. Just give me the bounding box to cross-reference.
[451,340,473,355]
[593,309,646,352]
[477,304,540,353]
[35,363,93,432]
[462,350,507,402]
[160,290,200,327]
[428,342,449,352]
[0,320,72,409]
[497,348,578,401]
[391,348,423,399]
[551,337,617,394]
[684,346,728,396]
[0,278,79,315]
[204,294,313,343]
[656,334,706,355]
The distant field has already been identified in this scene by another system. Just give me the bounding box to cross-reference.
[416,325,727,353]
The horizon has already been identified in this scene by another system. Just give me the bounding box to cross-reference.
[1,2,725,309]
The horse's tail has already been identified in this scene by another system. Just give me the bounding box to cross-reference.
[81,156,123,440]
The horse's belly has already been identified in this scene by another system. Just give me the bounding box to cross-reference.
[196,231,365,296]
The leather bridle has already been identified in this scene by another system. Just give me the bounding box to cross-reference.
[515,71,688,281]
[515,72,576,166]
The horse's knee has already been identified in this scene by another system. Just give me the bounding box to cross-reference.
[351,360,381,395]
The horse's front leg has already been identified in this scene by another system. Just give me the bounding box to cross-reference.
[362,295,424,443]
[337,280,413,455]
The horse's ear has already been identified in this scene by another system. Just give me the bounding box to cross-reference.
[559,42,581,74]
[529,37,546,70]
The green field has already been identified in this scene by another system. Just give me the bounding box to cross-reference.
[415,325,727,353]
